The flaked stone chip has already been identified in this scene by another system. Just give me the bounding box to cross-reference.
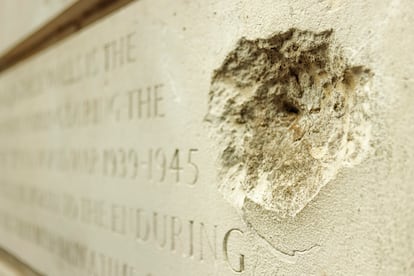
[206,29,372,220]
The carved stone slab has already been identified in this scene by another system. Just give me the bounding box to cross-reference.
[0,0,412,275]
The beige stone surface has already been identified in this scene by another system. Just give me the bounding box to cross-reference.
[0,0,413,275]
[0,248,40,276]
[0,0,76,56]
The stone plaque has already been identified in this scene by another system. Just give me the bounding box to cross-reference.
[0,0,413,275]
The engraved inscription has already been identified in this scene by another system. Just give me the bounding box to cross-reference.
[0,181,246,273]
[0,12,251,276]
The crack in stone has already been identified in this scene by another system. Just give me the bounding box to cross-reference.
[255,230,321,264]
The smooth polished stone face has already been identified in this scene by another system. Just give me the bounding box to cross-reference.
[0,0,413,275]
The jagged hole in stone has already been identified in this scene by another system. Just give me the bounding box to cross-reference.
[206,29,372,220]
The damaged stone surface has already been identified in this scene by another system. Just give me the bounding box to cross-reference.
[206,29,373,220]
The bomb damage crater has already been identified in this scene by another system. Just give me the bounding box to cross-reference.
[206,29,373,220]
